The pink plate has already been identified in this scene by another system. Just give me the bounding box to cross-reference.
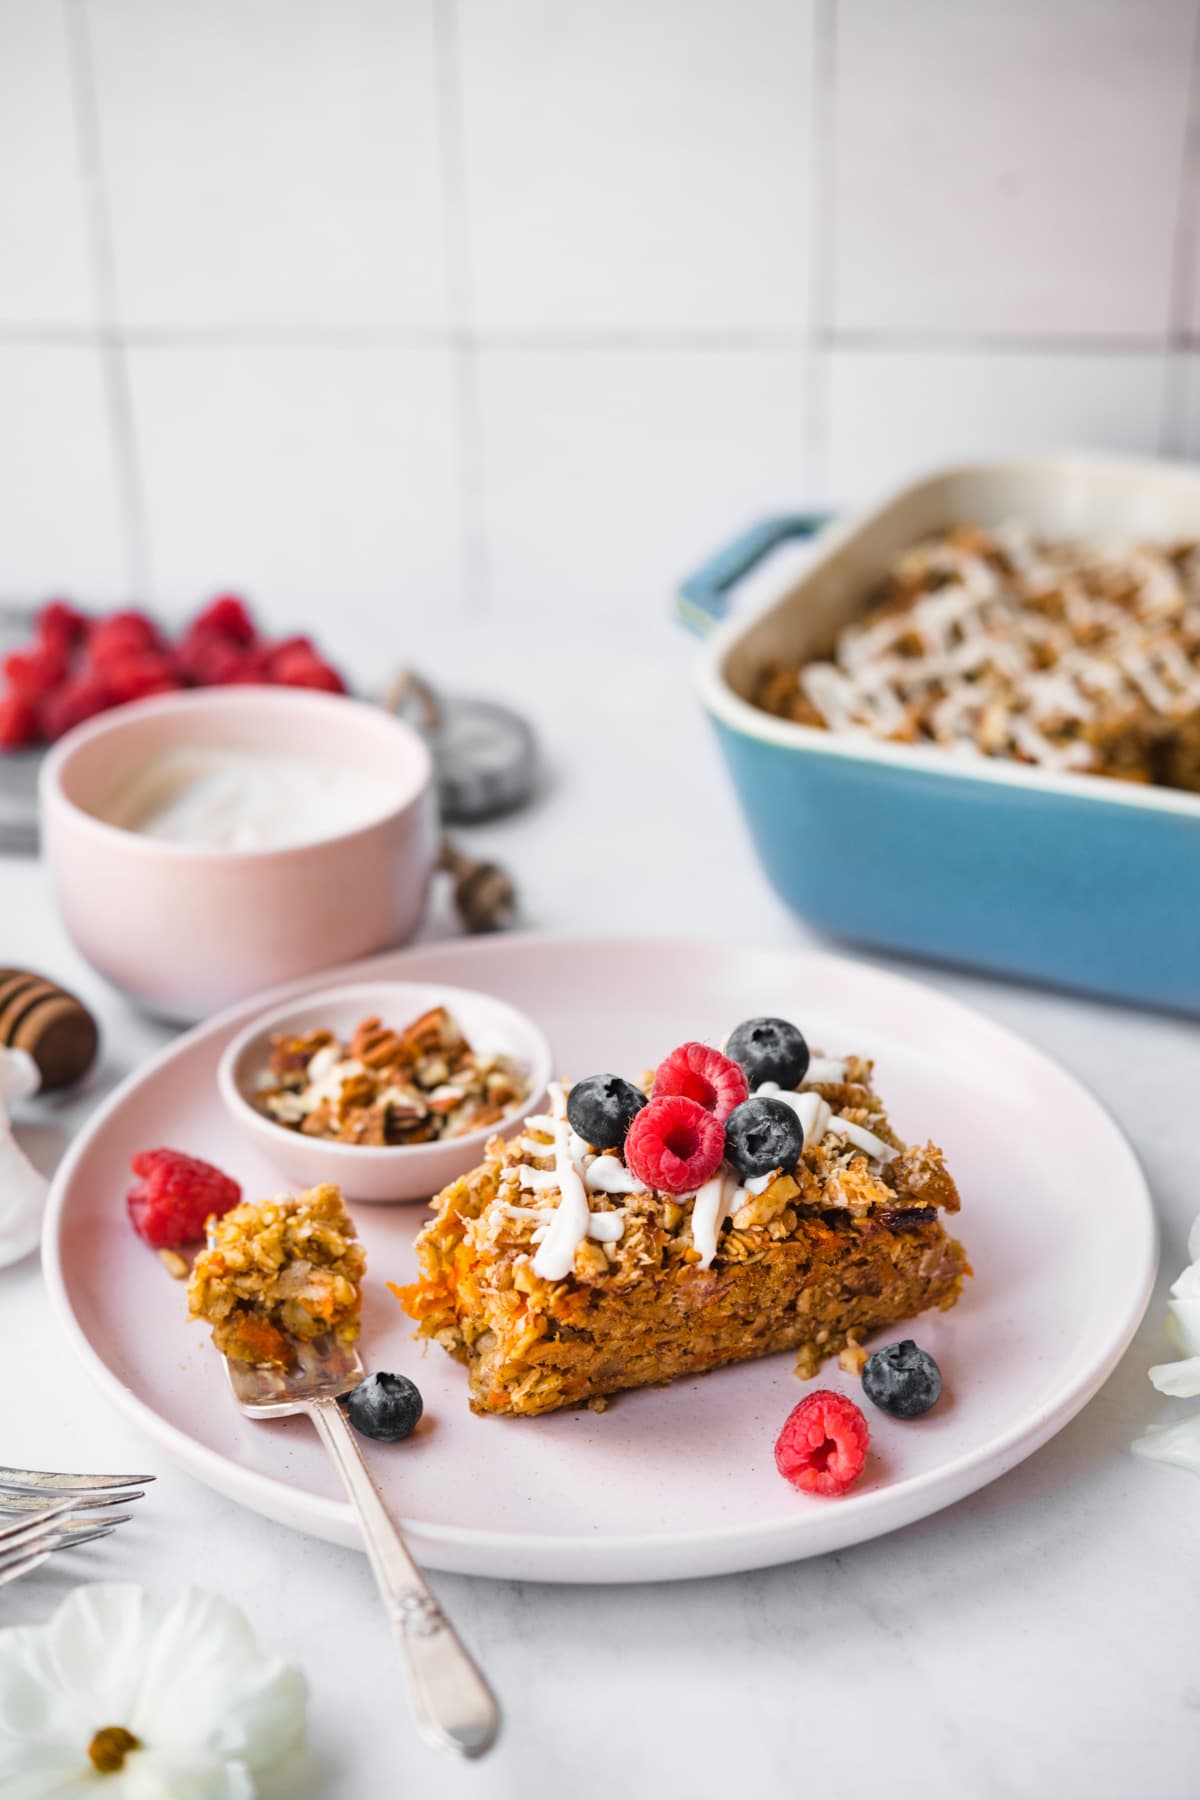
[42,937,1156,1584]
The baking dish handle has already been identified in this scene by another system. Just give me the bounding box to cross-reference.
[676,513,831,637]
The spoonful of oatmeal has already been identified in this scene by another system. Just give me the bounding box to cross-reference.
[186,1182,500,1760]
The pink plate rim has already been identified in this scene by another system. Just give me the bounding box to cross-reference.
[41,935,1158,1583]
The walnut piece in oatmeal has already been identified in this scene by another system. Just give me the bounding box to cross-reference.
[187,1183,365,1367]
[253,1006,529,1148]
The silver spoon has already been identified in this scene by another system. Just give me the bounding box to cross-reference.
[223,1337,500,1759]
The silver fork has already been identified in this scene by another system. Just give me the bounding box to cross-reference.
[223,1340,500,1760]
[0,1466,153,1588]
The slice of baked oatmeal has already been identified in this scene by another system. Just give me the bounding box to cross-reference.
[394,1040,969,1417]
[187,1182,365,1367]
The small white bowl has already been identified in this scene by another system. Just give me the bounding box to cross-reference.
[217,979,552,1203]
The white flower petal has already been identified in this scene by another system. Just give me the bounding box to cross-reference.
[0,1047,40,1105]
[1132,1412,1200,1472]
[0,1585,149,1782]
[1188,1214,1200,1266]
[42,1584,149,1723]
[131,1590,306,1770]
[122,1747,255,1800]
[1165,1296,1200,1357]
[212,1663,307,1771]
[0,1584,302,1793]
[0,1124,48,1268]
[1148,1356,1200,1397]
[0,1745,94,1800]
[1170,1259,1200,1299]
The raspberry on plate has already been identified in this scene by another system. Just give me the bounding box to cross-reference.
[38,674,112,741]
[0,691,39,750]
[127,1147,242,1249]
[101,650,184,704]
[36,599,89,649]
[774,1390,870,1497]
[624,1094,725,1194]
[652,1041,748,1122]
[177,631,258,686]
[4,643,69,699]
[87,610,161,665]
[268,641,346,693]
[191,594,257,644]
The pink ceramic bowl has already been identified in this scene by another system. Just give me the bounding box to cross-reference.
[40,688,438,1022]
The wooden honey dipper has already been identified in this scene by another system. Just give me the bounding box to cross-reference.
[0,970,99,1091]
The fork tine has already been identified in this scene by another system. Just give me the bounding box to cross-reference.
[0,1502,75,1553]
[0,1466,155,1494]
[0,1525,119,1585]
[0,1515,128,1570]
[0,1550,49,1589]
[0,1488,146,1515]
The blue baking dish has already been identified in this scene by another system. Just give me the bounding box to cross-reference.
[680,456,1200,1013]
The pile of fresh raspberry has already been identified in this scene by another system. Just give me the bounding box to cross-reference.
[0,593,346,751]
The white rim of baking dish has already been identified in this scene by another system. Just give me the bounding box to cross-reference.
[696,454,1200,821]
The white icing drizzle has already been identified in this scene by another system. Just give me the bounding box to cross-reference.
[505,1105,646,1271]
[583,1154,647,1196]
[796,527,1200,768]
[828,1116,898,1164]
[804,1056,848,1084]
[585,1211,626,1242]
[759,1082,832,1148]
[690,1167,737,1270]
[512,1165,560,1191]
[759,1080,895,1163]
[495,1046,899,1281]
[529,1083,593,1281]
[499,1200,625,1243]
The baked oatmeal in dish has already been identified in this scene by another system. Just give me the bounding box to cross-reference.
[395,1021,969,1417]
[253,1005,529,1147]
[187,1182,365,1367]
[755,524,1200,790]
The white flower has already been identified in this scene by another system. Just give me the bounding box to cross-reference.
[0,1583,306,1798]
[1132,1413,1200,1473]
[1134,1210,1200,1471]
[0,1047,47,1270]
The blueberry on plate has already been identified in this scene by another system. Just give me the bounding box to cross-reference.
[725,1017,810,1090]
[861,1341,942,1418]
[724,1096,804,1180]
[345,1372,424,1442]
[566,1074,647,1150]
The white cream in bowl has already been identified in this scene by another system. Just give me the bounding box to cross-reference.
[94,746,404,852]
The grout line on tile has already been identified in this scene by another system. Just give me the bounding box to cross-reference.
[804,0,839,500]
[821,329,1175,357]
[809,0,838,339]
[1163,0,1200,456]
[434,0,487,614]
[0,323,1189,356]
[63,0,152,597]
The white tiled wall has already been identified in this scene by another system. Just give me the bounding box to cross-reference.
[2,0,1199,631]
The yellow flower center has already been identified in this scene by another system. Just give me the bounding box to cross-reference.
[87,1726,141,1773]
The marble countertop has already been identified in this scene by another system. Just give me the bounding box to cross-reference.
[2,614,1196,1799]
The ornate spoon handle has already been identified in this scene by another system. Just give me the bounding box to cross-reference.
[307,1395,500,1758]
